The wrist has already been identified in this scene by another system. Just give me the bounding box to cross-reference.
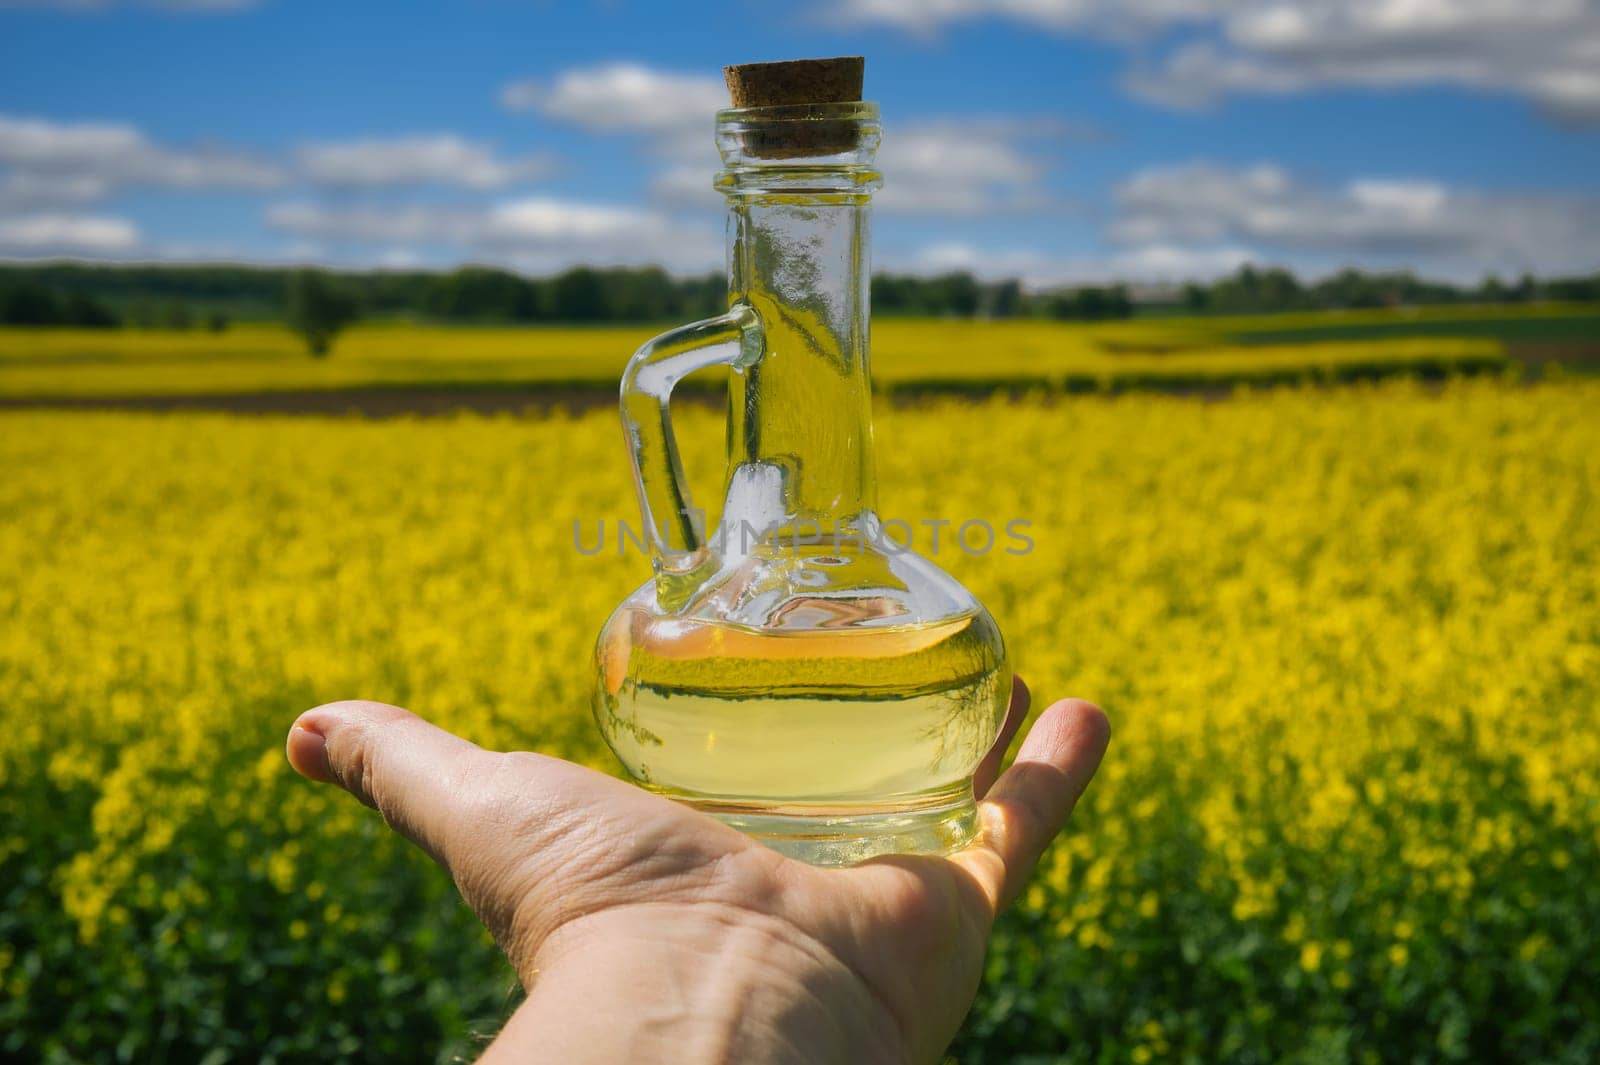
[485,902,907,1065]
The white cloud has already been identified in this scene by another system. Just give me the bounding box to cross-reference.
[265,202,475,245]
[521,64,1067,218]
[649,117,1062,215]
[1101,242,1257,280]
[502,63,726,147]
[265,196,722,274]
[647,164,716,206]
[895,239,1255,286]
[296,135,551,189]
[1110,160,1600,276]
[831,0,1600,123]
[485,199,652,245]
[827,0,1226,36]
[891,159,1600,285]
[0,114,284,201]
[1127,2,1600,123]
[0,170,111,210]
[0,117,558,204]
[0,212,139,255]
[825,0,1235,36]
[877,119,1058,214]
[900,241,1064,282]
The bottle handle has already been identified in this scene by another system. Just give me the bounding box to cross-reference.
[619,301,763,609]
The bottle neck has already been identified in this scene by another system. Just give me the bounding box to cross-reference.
[714,103,883,539]
[726,194,875,532]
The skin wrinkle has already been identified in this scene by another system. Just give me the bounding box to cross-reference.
[532,900,909,1065]
[543,926,740,1061]
[709,915,864,1064]
[787,863,960,1055]
[806,861,982,1054]
[498,816,615,980]
[491,808,788,986]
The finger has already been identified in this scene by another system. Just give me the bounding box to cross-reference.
[972,674,1030,799]
[287,699,501,867]
[954,698,1110,914]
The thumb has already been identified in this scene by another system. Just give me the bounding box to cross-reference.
[955,697,1111,913]
[287,699,501,868]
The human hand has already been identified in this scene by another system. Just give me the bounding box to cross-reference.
[285,678,1109,1064]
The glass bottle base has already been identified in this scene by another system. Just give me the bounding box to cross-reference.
[680,788,980,867]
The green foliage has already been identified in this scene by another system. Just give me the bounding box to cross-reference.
[874,271,985,317]
[0,279,120,328]
[1,262,1595,327]
[1044,284,1133,321]
[958,742,1600,1063]
[285,270,361,357]
[156,300,194,331]
[1180,264,1600,315]
[0,317,1527,401]
[1,381,1596,1062]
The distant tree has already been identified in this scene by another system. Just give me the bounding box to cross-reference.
[1315,268,1385,309]
[1255,267,1304,310]
[426,266,539,321]
[1477,274,1508,303]
[286,270,360,357]
[986,279,1023,318]
[0,281,119,327]
[1544,272,1600,302]
[206,311,230,332]
[871,274,916,315]
[1044,285,1133,321]
[4,259,1592,327]
[0,281,65,325]
[548,267,608,321]
[158,300,193,330]
[1106,284,1132,319]
[679,272,726,319]
[62,291,120,328]
[933,272,981,317]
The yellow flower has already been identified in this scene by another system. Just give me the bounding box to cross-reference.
[2,371,1595,1053]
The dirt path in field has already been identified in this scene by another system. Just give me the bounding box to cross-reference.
[1,342,1592,417]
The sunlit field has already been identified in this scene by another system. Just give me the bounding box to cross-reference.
[9,302,1593,399]
[3,378,1596,1061]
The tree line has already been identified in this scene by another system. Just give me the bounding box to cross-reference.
[2,262,1596,333]
[1179,265,1600,314]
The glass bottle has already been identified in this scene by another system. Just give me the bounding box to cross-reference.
[593,100,1010,866]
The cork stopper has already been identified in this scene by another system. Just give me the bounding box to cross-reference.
[724,56,864,108]
[722,57,867,159]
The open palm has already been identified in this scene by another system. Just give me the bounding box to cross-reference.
[287,677,1109,1064]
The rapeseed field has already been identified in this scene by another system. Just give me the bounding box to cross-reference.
[2,379,1596,1061]
[0,315,1521,398]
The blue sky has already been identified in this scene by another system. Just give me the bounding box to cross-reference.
[1,0,1598,285]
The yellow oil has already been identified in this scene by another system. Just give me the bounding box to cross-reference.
[594,604,1009,858]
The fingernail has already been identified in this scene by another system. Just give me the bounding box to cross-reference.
[287,722,335,783]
